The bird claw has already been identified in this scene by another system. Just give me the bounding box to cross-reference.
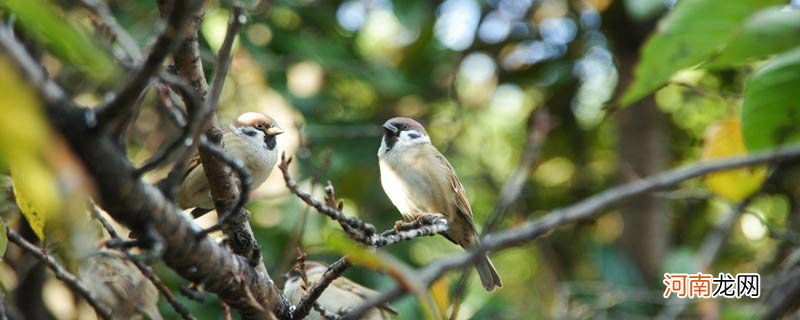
[180,284,206,302]
[393,220,413,231]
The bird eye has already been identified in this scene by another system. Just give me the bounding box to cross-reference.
[255,124,265,129]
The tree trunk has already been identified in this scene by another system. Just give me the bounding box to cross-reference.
[606,2,669,285]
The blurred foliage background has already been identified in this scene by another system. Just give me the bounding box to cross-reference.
[2,0,800,319]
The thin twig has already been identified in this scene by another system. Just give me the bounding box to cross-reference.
[277,150,333,280]
[77,0,143,62]
[483,108,554,232]
[156,82,188,128]
[206,1,244,117]
[90,205,197,320]
[343,145,800,319]
[281,154,449,247]
[96,0,203,126]
[296,247,309,287]
[287,176,353,320]
[135,74,203,177]
[279,154,377,239]
[291,257,352,319]
[5,227,112,319]
[657,197,755,320]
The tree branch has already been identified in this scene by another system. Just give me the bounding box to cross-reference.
[5,227,112,319]
[344,145,800,319]
[135,73,203,177]
[313,302,342,320]
[195,139,252,238]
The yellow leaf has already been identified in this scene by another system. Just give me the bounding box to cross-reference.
[703,117,767,201]
[10,161,60,240]
[0,55,60,240]
[429,277,449,319]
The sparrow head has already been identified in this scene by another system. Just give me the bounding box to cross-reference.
[235,112,285,136]
[381,117,430,153]
[234,112,284,149]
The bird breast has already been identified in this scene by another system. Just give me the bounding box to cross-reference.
[379,146,451,220]
[225,130,278,188]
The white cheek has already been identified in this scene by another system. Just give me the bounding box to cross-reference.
[397,130,430,146]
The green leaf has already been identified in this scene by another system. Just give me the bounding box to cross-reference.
[0,223,7,261]
[741,48,800,151]
[620,0,782,106]
[1,0,119,83]
[709,6,800,68]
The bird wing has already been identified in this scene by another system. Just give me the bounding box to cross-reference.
[332,277,399,315]
[183,129,231,178]
[425,144,476,232]
[184,152,202,178]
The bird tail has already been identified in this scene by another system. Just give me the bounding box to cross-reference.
[475,254,503,291]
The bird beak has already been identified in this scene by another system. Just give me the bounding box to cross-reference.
[266,126,285,136]
[382,123,398,134]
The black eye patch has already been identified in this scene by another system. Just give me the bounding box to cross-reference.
[242,127,258,137]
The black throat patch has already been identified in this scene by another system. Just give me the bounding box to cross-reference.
[383,134,397,152]
[264,135,277,150]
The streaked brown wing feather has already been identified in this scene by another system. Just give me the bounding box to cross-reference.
[183,129,229,178]
[184,152,202,178]
[425,145,476,231]
[332,277,399,315]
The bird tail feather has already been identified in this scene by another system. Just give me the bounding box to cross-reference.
[475,254,503,291]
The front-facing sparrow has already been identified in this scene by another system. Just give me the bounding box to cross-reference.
[283,261,398,320]
[377,117,503,291]
[177,112,283,214]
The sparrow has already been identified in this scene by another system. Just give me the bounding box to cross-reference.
[80,251,162,320]
[283,261,398,320]
[377,117,503,291]
[177,112,283,216]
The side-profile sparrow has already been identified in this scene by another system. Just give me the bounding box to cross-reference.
[80,251,162,320]
[283,261,398,320]
[378,117,503,291]
[177,112,283,215]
